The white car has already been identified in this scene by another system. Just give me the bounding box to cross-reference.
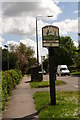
[57,65,70,76]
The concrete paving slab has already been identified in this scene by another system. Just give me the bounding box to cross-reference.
[2,76,39,120]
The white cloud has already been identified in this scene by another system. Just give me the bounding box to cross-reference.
[74,10,78,14]
[3,16,36,35]
[2,1,62,35]
[2,0,59,2]
[7,40,19,46]
[2,1,62,18]
[1,1,79,38]
[52,18,78,35]
[6,38,48,63]
[20,38,36,50]
[78,17,80,33]
[2,1,78,59]
[0,17,2,34]
[20,38,48,62]
[5,37,78,63]
[34,18,78,41]
[54,0,79,1]
[2,1,78,37]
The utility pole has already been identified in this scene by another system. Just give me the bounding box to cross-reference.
[36,17,39,66]
[36,15,53,66]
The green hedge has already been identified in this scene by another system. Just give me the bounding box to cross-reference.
[2,69,22,110]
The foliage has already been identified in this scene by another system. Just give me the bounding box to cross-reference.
[16,43,36,74]
[43,36,78,72]
[74,40,80,71]
[33,91,78,119]
[16,51,28,74]
[28,57,36,69]
[0,72,2,113]
[54,36,77,66]
[9,52,18,70]
[2,49,19,71]
[75,57,80,71]
[2,42,36,74]
[2,49,8,70]
[30,80,67,88]
[78,40,80,52]
[2,69,22,110]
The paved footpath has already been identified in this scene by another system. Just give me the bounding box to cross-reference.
[2,75,78,120]
[2,76,39,120]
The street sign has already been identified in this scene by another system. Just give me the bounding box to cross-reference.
[42,25,60,105]
[42,25,59,47]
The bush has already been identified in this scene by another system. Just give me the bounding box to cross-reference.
[2,69,22,111]
[8,69,22,88]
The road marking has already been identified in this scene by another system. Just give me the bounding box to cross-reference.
[74,85,78,88]
[70,84,78,88]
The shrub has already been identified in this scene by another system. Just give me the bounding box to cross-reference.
[15,69,23,81]
[2,69,22,111]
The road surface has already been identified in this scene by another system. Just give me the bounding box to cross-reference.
[43,75,79,91]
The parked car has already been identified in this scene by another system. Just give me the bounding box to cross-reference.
[57,65,70,76]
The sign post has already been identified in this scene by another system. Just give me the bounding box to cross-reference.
[42,25,59,105]
[49,47,56,105]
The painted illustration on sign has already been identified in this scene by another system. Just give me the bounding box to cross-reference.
[42,26,59,41]
[42,25,59,47]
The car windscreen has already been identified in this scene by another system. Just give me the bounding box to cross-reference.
[60,68,67,71]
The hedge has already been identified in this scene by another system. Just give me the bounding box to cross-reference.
[2,69,22,111]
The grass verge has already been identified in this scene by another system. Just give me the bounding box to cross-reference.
[71,71,80,75]
[33,91,79,119]
[30,80,66,88]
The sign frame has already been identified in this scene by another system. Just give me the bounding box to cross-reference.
[42,25,60,47]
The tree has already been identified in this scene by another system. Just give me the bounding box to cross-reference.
[0,47,2,70]
[17,42,27,54]
[2,49,19,71]
[16,43,36,74]
[43,36,78,72]
[78,40,80,53]
[9,52,19,70]
[54,36,78,67]
[2,43,36,73]
[25,47,35,68]
[75,40,80,70]
[2,49,8,70]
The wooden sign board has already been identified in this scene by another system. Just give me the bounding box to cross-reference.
[42,25,59,47]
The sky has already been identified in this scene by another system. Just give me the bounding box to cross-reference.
[1,0,79,62]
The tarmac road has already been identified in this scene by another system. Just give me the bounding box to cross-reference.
[57,76,78,88]
[43,75,79,91]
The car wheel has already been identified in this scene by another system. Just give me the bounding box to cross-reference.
[57,73,59,76]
